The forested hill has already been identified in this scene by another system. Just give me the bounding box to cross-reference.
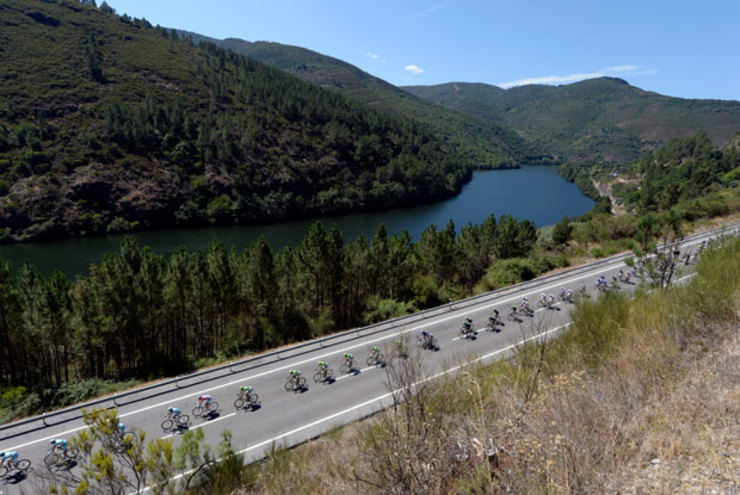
[0,1,473,243]
[179,32,550,167]
[624,132,740,212]
[403,78,740,165]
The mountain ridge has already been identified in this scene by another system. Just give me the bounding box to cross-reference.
[404,77,740,164]
[177,31,552,167]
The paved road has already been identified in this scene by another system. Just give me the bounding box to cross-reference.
[0,225,736,493]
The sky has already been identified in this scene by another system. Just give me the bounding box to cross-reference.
[110,0,740,101]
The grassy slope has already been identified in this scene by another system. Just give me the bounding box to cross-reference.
[404,77,740,164]
[233,238,740,494]
[0,1,473,241]
[180,33,549,167]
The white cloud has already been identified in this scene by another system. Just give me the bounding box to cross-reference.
[498,65,652,89]
[409,2,448,22]
[366,52,387,63]
[405,64,425,75]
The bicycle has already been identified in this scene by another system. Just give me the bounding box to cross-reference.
[285,375,307,391]
[161,414,190,431]
[44,447,79,469]
[339,359,355,374]
[416,335,437,350]
[313,368,334,383]
[103,427,136,453]
[485,317,502,332]
[366,352,384,366]
[460,323,476,338]
[234,392,259,409]
[192,400,219,417]
[0,458,32,477]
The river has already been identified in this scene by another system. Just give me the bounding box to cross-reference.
[0,166,593,276]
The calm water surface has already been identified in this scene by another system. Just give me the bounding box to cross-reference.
[0,166,593,276]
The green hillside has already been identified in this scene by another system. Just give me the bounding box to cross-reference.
[404,78,740,164]
[181,33,551,167]
[621,131,740,212]
[0,1,475,242]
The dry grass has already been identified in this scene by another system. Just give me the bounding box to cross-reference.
[234,239,740,495]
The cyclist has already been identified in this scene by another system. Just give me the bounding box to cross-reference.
[539,293,547,306]
[419,329,431,343]
[49,438,68,455]
[166,407,181,420]
[509,305,518,318]
[596,275,607,288]
[0,450,19,468]
[239,385,254,400]
[546,294,555,306]
[461,316,473,334]
[559,287,567,299]
[566,289,573,301]
[316,360,329,376]
[117,422,127,435]
[343,353,354,368]
[520,297,530,312]
[197,395,213,408]
[288,369,302,382]
[488,309,499,323]
[370,345,381,356]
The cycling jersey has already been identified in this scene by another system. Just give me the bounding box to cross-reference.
[50,439,68,450]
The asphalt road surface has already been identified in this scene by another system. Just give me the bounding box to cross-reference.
[0,225,736,493]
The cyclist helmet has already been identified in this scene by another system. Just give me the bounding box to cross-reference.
[49,439,55,445]
[168,407,174,412]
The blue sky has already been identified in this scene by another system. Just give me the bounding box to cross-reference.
[111,0,739,101]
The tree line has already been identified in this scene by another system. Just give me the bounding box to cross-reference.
[0,214,538,390]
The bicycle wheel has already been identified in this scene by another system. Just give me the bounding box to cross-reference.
[284,380,293,391]
[297,377,306,387]
[192,406,204,417]
[207,401,219,412]
[234,398,245,409]
[339,363,349,374]
[430,338,438,348]
[44,453,59,467]
[65,447,80,460]
[0,465,8,477]
[161,419,174,430]
[103,436,118,451]
[366,356,375,366]
[248,393,259,404]
[178,415,190,426]
[313,372,323,383]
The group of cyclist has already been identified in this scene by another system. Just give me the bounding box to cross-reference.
[164,386,256,423]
